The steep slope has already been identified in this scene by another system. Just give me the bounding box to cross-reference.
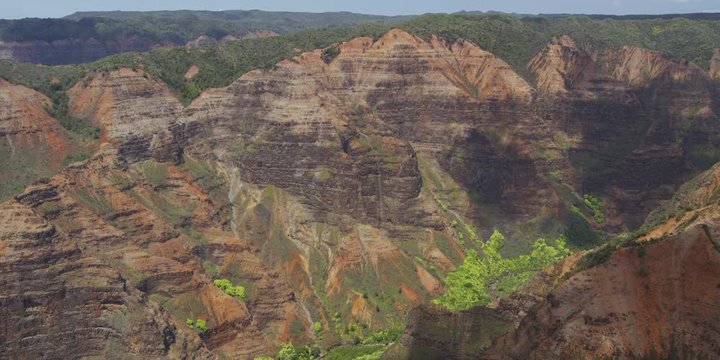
[67,68,181,140]
[0,78,77,200]
[0,30,562,357]
[390,163,720,360]
[3,28,720,358]
[180,27,552,328]
[530,36,720,229]
[528,35,623,96]
[0,197,202,358]
[1,146,316,358]
[487,209,720,359]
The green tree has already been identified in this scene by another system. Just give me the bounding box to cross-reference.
[434,230,571,311]
[214,278,247,299]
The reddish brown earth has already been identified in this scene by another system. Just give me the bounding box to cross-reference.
[1,29,720,358]
[0,78,78,199]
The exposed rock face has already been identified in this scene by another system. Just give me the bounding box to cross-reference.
[3,29,720,358]
[711,48,720,81]
[0,36,167,65]
[528,35,622,96]
[68,68,182,143]
[68,68,190,163]
[0,78,77,200]
[0,145,313,358]
[393,164,720,359]
[530,36,720,228]
[184,28,551,226]
[384,305,513,360]
[487,222,720,359]
[0,198,190,358]
[186,35,219,47]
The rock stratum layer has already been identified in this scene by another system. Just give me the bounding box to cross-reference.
[1,29,720,358]
[0,79,79,200]
[391,163,720,359]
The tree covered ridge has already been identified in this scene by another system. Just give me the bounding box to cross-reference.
[0,11,397,43]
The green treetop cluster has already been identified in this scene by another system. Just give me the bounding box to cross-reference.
[434,230,571,311]
[214,278,247,299]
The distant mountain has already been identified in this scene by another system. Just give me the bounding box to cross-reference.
[0,10,408,64]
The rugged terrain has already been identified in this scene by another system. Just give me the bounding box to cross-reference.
[0,78,81,199]
[391,164,720,359]
[1,24,720,358]
[0,11,395,64]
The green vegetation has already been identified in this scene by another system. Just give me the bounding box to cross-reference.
[275,343,322,360]
[69,188,115,218]
[312,321,324,340]
[563,206,603,249]
[434,230,571,311]
[571,232,638,274]
[62,153,91,167]
[359,328,402,345]
[687,145,720,170]
[582,195,605,224]
[321,46,340,64]
[325,345,386,360]
[138,161,169,185]
[186,318,208,332]
[0,11,396,43]
[213,278,247,299]
[196,319,208,332]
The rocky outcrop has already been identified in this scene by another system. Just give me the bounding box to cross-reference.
[0,145,315,358]
[384,305,512,360]
[710,48,720,81]
[0,199,192,358]
[3,29,720,358]
[487,220,720,359]
[67,68,193,162]
[68,68,182,142]
[184,28,551,227]
[0,78,77,200]
[530,36,720,229]
[393,164,720,360]
[187,35,218,48]
[528,35,623,96]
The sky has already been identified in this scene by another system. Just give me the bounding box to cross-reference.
[2,0,719,19]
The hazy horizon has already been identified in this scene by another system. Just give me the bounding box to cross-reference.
[2,0,720,20]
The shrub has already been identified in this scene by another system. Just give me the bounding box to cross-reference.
[187,318,208,332]
[321,46,340,64]
[214,278,247,299]
[196,319,208,332]
[434,230,571,311]
[583,195,605,224]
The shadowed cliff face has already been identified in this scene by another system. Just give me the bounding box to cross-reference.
[391,163,720,360]
[2,29,720,358]
[530,36,720,229]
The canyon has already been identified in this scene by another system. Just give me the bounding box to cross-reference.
[1,25,719,359]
